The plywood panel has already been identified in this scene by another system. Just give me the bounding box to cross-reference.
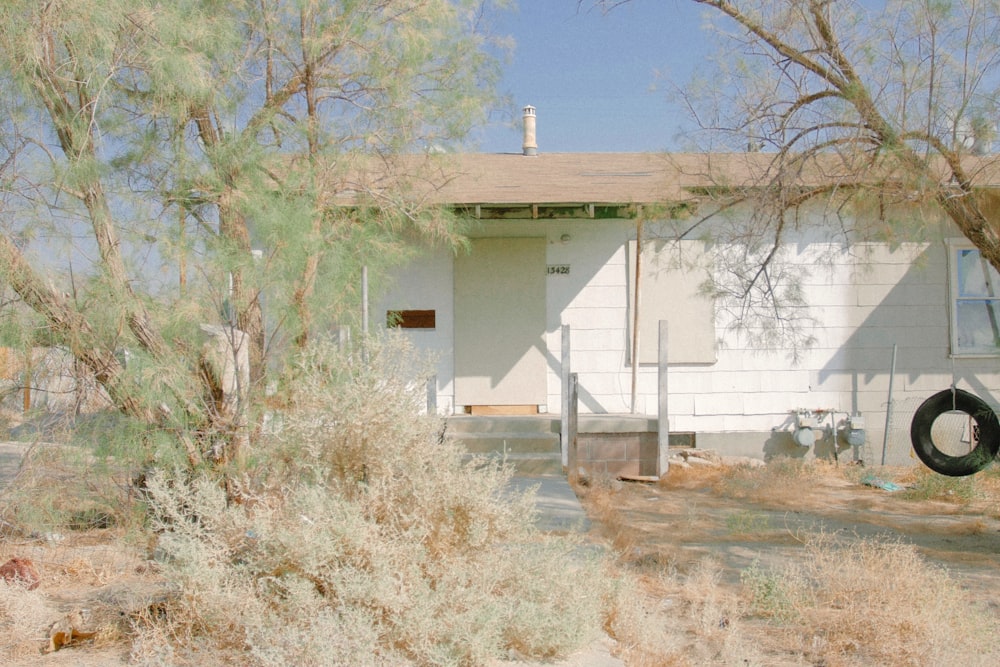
[628,239,716,364]
[455,238,547,406]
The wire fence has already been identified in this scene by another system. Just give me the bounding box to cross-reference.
[869,395,981,468]
[865,397,924,466]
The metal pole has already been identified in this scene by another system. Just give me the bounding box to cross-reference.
[361,265,369,337]
[560,324,571,468]
[361,266,369,364]
[881,343,897,466]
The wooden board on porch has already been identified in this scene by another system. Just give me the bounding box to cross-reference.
[468,405,539,416]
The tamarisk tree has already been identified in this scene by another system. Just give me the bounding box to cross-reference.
[0,0,506,467]
[608,1,1000,350]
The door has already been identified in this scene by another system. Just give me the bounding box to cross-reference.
[454,237,547,411]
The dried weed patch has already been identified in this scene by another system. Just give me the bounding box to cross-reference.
[742,532,1000,666]
[133,337,615,666]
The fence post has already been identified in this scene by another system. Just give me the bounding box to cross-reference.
[881,343,897,466]
[567,372,579,484]
[337,325,350,354]
[560,324,571,468]
[658,320,670,478]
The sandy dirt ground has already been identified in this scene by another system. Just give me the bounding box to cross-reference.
[585,464,1000,585]
[575,459,1000,665]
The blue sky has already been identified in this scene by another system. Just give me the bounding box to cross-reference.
[473,1,717,154]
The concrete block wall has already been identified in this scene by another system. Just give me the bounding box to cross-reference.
[577,431,658,477]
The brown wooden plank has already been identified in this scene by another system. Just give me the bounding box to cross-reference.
[469,405,539,416]
[386,309,435,329]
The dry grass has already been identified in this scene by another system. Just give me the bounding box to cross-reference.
[0,530,152,663]
[0,575,50,662]
[741,532,1000,666]
[580,457,1000,666]
[712,456,836,505]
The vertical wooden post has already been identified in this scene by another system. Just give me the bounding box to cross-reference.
[658,320,670,478]
[631,217,644,413]
[567,373,579,484]
[560,324,571,468]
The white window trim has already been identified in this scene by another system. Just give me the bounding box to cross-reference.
[947,238,1000,358]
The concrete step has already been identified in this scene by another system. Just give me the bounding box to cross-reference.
[454,442,564,474]
[446,417,563,474]
[445,415,559,436]
[445,414,658,435]
[456,432,561,455]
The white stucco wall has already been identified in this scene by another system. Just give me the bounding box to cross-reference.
[376,246,456,413]
[376,216,1000,460]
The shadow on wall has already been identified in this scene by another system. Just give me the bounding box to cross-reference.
[762,426,855,463]
[818,243,997,413]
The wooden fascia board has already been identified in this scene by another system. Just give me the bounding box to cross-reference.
[448,201,688,220]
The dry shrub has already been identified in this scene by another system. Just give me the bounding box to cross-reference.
[0,438,137,538]
[0,579,50,661]
[741,532,1000,666]
[137,335,610,666]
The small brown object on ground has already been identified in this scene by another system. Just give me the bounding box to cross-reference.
[47,610,98,653]
[0,557,40,590]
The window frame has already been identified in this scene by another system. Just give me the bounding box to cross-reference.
[948,239,1000,358]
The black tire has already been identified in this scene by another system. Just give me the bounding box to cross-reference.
[910,388,1000,477]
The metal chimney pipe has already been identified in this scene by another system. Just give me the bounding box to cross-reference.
[522,105,537,156]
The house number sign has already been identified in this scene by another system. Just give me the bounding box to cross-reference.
[547,264,570,275]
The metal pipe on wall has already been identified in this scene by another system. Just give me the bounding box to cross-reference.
[881,343,897,466]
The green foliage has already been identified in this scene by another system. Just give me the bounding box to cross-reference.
[902,467,981,503]
[0,0,509,453]
[0,438,139,536]
[725,509,771,535]
[137,335,610,665]
[740,559,802,624]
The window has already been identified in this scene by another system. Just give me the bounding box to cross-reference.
[950,244,1000,356]
[387,309,436,330]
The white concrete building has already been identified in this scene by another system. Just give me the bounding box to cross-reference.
[368,132,1000,464]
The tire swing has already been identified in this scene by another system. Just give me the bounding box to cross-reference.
[910,387,1000,477]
